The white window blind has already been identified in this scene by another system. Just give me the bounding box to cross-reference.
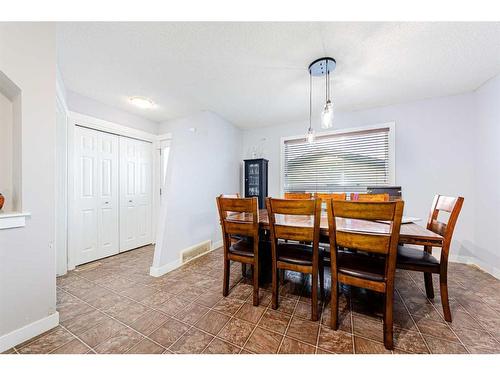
[283,127,392,193]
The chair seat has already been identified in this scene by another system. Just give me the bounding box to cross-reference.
[337,251,386,282]
[397,245,440,270]
[277,242,324,266]
[229,239,254,258]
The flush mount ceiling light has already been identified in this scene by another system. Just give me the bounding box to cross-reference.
[129,96,155,109]
[305,57,337,142]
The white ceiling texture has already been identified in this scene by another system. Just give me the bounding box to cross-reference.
[57,22,500,128]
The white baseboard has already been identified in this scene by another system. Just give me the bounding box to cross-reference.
[149,257,182,277]
[149,239,223,278]
[211,240,223,250]
[0,312,59,353]
[451,255,500,280]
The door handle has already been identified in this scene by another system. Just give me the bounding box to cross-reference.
[104,201,109,204]
[129,200,133,203]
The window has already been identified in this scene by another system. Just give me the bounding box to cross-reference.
[281,124,394,194]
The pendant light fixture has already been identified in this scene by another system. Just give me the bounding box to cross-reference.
[306,57,336,138]
[306,71,315,143]
[321,66,334,129]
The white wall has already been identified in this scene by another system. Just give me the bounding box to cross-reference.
[152,111,242,275]
[0,23,58,351]
[473,74,500,276]
[242,92,477,262]
[66,90,159,135]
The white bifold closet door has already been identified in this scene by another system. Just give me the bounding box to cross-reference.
[119,136,153,252]
[74,126,120,265]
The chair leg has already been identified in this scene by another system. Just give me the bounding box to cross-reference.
[311,271,318,321]
[440,273,452,322]
[331,280,339,330]
[319,261,325,301]
[383,291,394,350]
[223,259,230,297]
[272,265,279,310]
[242,263,247,278]
[279,269,285,283]
[424,272,434,299]
[252,262,259,306]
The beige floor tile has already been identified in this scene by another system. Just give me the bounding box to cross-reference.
[51,339,91,354]
[148,318,190,347]
[216,318,254,347]
[169,328,213,354]
[195,310,231,335]
[244,327,282,354]
[203,338,240,354]
[17,327,74,354]
[127,338,165,354]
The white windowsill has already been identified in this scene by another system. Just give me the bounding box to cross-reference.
[0,211,31,229]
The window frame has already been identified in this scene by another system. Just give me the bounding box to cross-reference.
[279,122,396,197]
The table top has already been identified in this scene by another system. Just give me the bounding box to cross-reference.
[231,209,444,247]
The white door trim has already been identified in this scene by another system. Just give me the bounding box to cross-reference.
[68,111,157,143]
[152,133,172,241]
[55,77,68,276]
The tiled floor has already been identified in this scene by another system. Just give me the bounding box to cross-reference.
[5,245,500,354]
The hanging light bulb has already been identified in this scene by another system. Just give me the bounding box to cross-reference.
[321,100,334,129]
[305,69,315,143]
[321,67,334,129]
[306,127,315,143]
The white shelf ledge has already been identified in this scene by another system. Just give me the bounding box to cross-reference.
[0,211,31,229]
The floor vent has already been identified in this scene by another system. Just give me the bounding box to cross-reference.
[181,240,212,264]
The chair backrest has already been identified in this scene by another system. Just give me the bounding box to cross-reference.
[350,193,390,202]
[220,193,240,198]
[426,195,464,262]
[326,200,404,283]
[216,196,259,239]
[284,192,312,200]
[266,198,321,243]
[314,192,347,202]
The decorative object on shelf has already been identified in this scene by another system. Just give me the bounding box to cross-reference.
[0,193,4,210]
[305,57,337,142]
[249,138,267,159]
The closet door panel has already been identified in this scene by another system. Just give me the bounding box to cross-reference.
[119,136,152,252]
[74,126,119,265]
[75,127,99,264]
[97,132,119,258]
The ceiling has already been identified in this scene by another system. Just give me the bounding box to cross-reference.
[57,22,500,128]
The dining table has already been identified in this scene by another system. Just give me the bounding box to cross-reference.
[254,208,444,247]
[228,208,444,284]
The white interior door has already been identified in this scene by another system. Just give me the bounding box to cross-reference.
[74,126,119,265]
[120,136,153,252]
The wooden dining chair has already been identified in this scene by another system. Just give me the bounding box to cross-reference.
[396,195,464,322]
[350,193,390,202]
[216,196,260,306]
[314,192,347,201]
[220,193,251,275]
[326,199,404,349]
[266,197,324,321]
[284,192,312,200]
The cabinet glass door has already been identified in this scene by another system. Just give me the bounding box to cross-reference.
[248,163,260,196]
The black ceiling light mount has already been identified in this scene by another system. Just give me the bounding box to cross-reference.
[308,57,336,77]
[305,57,337,142]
